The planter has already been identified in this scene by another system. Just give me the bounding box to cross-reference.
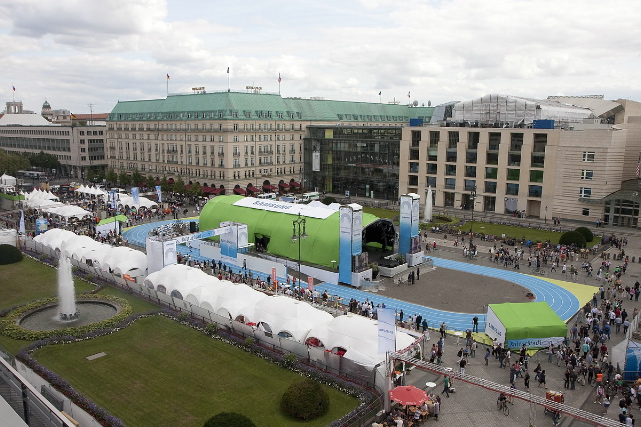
[379,263,408,278]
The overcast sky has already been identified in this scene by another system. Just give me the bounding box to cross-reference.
[2,0,641,114]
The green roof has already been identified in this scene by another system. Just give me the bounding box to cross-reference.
[489,302,567,342]
[199,195,388,267]
[109,91,434,123]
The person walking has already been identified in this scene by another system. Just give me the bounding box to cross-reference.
[459,357,467,375]
[524,371,531,391]
[441,375,451,398]
[484,347,491,366]
[538,370,547,388]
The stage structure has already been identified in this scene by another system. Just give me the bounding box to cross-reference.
[399,193,423,266]
[339,204,371,286]
[146,222,248,274]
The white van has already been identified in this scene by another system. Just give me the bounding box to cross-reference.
[257,193,277,200]
[301,192,320,202]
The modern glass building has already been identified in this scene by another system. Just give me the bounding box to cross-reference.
[304,126,402,200]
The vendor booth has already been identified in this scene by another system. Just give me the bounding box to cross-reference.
[485,302,567,349]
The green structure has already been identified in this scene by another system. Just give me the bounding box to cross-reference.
[199,195,394,268]
[486,302,567,349]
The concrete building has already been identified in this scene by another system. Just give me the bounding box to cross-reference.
[106,91,432,194]
[399,95,641,226]
[0,101,107,179]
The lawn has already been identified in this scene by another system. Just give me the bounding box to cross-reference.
[34,316,360,427]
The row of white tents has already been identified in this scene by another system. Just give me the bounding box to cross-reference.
[144,264,415,368]
[34,228,147,276]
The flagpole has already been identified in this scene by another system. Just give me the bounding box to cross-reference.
[166,77,168,96]
[227,67,230,92]
[278,73,282,96]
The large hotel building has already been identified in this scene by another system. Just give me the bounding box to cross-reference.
[104,92,641,226]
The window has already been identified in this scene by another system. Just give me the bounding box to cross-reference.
[408,175,418,186]
[528,185,542,198]
[582,152,595,162]
[506,169,520,181]
[464,180,476,191]
[409,162,419,173]
[427,163,437,174]
[485,181,497,194]
[488,133,501,151]
[485,167,498,179]
[445,164,456,176]
[582,208,590,216]
[464,166,476,177]
[506,183,519,196]
[579,187,592,198]
[444,178,455,189]
[448,131,459,148]
[581,170,594,180]
[429,131,440,147]
[530,170,544,183]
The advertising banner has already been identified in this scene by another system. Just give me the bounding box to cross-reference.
[339,206,353,284]
[35,218,48,235]
[312,152,320,172]
[131,187,139,206]
[411,195,420,237]
[485,306,506,344]
[155,185,162,203]
[398,195,412,256]
[162,240,177,267]
[308,276,313,292]
[351,207,362,255]
[110,190,117,209]
[378,308,397,354]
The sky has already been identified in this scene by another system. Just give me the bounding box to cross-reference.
[1,0,641,114]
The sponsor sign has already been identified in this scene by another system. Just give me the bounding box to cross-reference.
[507,337,564,349]
[378,308,397,354]
[485,306,506,343]
[233,197,334,219]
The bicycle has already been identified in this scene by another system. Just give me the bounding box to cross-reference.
[497,399,510,416]
[530,267,547,276]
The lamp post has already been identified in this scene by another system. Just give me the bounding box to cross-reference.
[291,213,307,293]
[545,205,548,224]
[469,186,476,258]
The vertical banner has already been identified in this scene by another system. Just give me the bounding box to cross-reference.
[378,308,397,354]
[339,206,353,285]
[398,195,412,256]
[351,206,363,255]
[131,187,140,206]
[237,224,248,251]
[110,190,117,209]
[155,185,162,203]
[411,195,420,238]
[19,210,25,234]
[271,267,277,283]
[220,225,237,259]
[312,151,321,172]
[162,240,177,267]
[308,276,313,292]
[35,218,48,235]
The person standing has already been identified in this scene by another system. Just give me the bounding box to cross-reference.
[484,347,491,366]
[538,370,547,388]
[472,316,479,333]
[470,340,477,358]
[524,371,531,391]
[459,357,467,375]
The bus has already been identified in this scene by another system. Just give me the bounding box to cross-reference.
[17,170,47,180]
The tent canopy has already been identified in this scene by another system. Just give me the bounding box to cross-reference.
[98,215,128,225]
[487,302,567,349]
[199,195,394,267]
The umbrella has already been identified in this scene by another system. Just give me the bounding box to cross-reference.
[389,385,428,406]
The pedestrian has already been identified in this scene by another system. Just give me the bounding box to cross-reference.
[603,394,611,415]
[594,384,604,404]
[471,340,477,358]
[537,370,547,388]
[441,375,450,398]
[524,371,530,391]
[484,348,490,366]
[459,357,467,375]
[472,315,479,333]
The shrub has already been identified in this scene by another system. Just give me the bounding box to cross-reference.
[559,231,586,248]
[281,378,330,421]
[0,244,22,265]
[575,226,594,243]
[322,196,337,205]
[203,412,256,427]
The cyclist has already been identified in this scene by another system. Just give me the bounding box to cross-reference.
[497,392,508,409]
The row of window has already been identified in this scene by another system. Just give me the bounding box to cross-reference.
[110,122,304,132]
[111,110,302,121]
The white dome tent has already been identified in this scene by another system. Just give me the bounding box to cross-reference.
[250,296,333,341]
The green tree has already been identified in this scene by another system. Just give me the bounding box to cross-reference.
[575,226,594,243]
[86,168,97,184]
[118,171,132,187]
[160,176,171,192]
[25,151,61,172]
[281,379,329,421]
[172,177,187,194]
[145,175,156,188]
[106,168,118,185]
[203,412,255,427]
[559,230,587,248]
[189,182,203,197]
[131,170,144,187]
[0,150,30,176]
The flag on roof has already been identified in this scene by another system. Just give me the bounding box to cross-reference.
[227,67,230,73]
[407,91,411,98]
[278,73,281,83]
[12,86,15,91]
[379,91,382,96]
[166,74,170,80]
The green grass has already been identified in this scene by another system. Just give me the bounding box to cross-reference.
[0,257,95,310]
[97,286,158,314]
[34,316,359,427]
[449,220,601,246]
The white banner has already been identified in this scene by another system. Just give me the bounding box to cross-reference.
[507,336,565,350]
[233,197,334,219]
[19,210,25,234]
[131,187,140,206]
[312,151,320,172]
[485,306,506,344]
[378,308,397,354]
[155,185,162,203]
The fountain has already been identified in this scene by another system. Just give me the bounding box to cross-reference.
[57,250,79,320]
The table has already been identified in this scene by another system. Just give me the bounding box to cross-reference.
[454,331,463,346]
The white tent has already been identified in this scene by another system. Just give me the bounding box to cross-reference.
[100,246,147,275]
[214,281,266,320]
[118,195,157,209]
[44,205,92,219]
[249,296,333,341]
[33,228,76,250]
[307,314,416,368]
[0,174,17,186]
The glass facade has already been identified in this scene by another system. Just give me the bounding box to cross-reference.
[304,126,402,200]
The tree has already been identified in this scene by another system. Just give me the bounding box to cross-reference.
[203,412,255,427]
[145,175,156,188]
[559,230,587,248]
[281,379,329,421]
[106,168,118,185]
[0,150,30,176]
[25,151,61,172]
[172,177,187,194]
[0,244,23,265]
[118,171,132,187]
[189,181,203,197]
[86,168,97,184]
[575,226,594,243]
[160,176,171,192]
[131,170,144,187]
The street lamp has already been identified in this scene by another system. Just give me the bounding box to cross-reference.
[291,213,308,293]
[469,186,477,258]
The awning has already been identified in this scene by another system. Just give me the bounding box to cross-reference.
[98,215,128,225]
[262,184,278,191]
[247,186,261,193]
[279,182,290,188]
[289,181,301,188]
[233,188,247,195]
[212,188,225,194]
[202,186,217,194]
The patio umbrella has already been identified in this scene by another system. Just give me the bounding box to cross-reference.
[389,385,428,406]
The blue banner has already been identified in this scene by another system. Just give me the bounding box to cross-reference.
[339,207,353,285]
[131,187,140,206]
[155,185,162,203]
[110,190,116,209]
